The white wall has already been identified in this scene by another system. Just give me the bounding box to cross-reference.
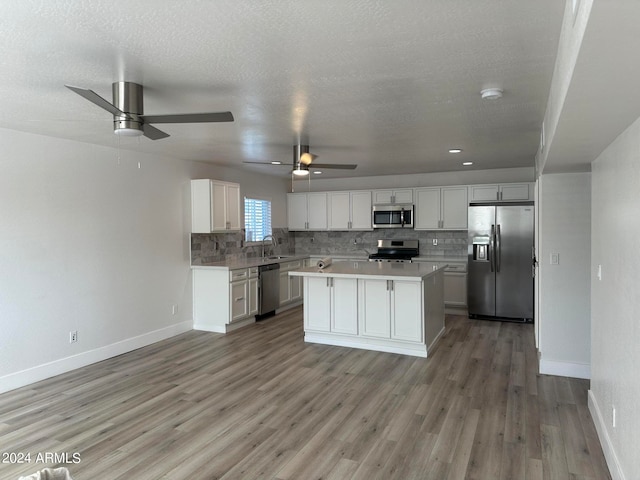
[589,115,640,480]
[0,128,288,393]
[537,172,591,378]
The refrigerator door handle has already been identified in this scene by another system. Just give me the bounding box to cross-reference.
[496,224,501,272]
[490,224,496,272]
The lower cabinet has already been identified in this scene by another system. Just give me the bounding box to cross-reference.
[230,279,249,322]
[193,266,259,333]
[304,277,358,334]
[412,260,468,308]
[444,272,467,307]
[358,279,423,343]
[299,271,444,358]
[248,275,259,316]
[280,259,304,307]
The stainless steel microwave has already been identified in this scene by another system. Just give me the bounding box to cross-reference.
[372,204,414,228]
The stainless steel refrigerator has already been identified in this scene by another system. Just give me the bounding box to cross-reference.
[468,203,534,322]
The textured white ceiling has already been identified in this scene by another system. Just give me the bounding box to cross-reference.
[0,1,564,178]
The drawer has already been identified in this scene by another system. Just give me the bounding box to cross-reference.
[248,267,259,278]
[229,268,248,281]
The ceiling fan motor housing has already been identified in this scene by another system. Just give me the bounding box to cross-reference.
[112,81,144,135]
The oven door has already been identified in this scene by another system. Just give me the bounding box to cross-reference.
[372,204,414,228]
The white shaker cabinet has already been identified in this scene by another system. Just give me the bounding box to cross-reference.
[193,266,259,333]
[304,276,359,335]
[248,271,259,317]
[328,190,372,230]
[372,189,413,204]
[358,278,423,343]
[191,179,241,233]
[287,192,328,231]
[279,259,304,306]
[414,186,468,230]
[443,270,467,307]
[469,183,532,202]
[230,276,249,322]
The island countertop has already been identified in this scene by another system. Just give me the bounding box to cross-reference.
[289,260,445,281]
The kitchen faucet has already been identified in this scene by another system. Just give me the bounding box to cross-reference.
[261,235,275,259]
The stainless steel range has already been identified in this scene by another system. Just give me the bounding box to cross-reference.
[368,239,419,263]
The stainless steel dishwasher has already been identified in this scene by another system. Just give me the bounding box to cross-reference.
[258,263,280,318]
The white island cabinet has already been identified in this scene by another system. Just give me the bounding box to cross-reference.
[290,261,445,358]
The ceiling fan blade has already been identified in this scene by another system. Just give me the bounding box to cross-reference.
[142,123,170,140]
[65,85,128,118]
[243,161,284,165]
[140,112,234,124]
[310,163,357,169]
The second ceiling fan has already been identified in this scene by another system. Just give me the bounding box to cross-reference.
[245,144,357,176]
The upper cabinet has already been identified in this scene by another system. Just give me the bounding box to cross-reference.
[414,186,468,230]
[372,189,413,204]
[469,183,532,202]
[287,192,328,231]
[191,179,241,233]
[328,191,372,231]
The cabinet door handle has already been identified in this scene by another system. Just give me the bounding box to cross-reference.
[234,297,244,301]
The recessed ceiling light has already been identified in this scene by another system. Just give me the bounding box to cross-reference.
[481,88,503,100]
[463,161,473,166]
[271,161,282,165]
[449,148,463,154]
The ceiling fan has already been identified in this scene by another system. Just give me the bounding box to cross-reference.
[65,81,234,140]
[244,144,357,176]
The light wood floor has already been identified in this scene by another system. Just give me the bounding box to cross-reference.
[0,308,610,479]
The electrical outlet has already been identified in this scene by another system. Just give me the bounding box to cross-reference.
[69,330,78,343]
[432,239,438,246]
[550,253,559,265]
[172,304,179,315]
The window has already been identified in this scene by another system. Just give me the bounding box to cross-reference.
[244,197,272,242]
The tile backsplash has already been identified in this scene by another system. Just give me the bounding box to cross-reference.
[293,230,467,258]
[191,228,467,264]
[191,228,293,265]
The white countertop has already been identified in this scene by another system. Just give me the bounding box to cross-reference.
[289,260,445,281]
[191,254,309,271]
[190,254,466,271]
[412,256,467,264]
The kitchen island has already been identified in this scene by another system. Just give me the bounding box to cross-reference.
[289,261,445,357]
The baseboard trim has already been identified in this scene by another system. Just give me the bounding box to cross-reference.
[539,358,590,379]
[0,320,193,394]
[304,332,428,358]
[588,390,625,480]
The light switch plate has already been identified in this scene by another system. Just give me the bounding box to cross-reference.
[550,253,559,265]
